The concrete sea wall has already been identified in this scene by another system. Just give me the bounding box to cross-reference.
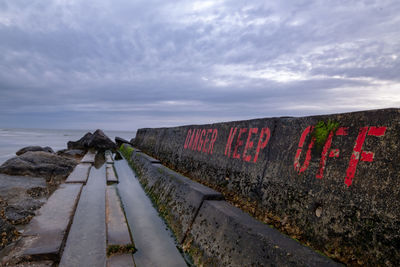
[132,108,400,265]
[120,145,339,266]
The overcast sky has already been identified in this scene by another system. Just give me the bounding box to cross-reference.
[0,0,399,131]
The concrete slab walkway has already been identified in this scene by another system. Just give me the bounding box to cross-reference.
[3,152,188,267]
[114,159,187,267]
[22,183,83,260]
[59,165,107,267]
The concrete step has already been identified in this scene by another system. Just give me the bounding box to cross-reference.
[106,186,131,246]
[59,165,107,267]
[106,164,118,184]
[185,200,340,267]
[65,163,91,184]
[132,159,223,243]
[80,151,96,163]
[22,184,83,261]
[114,159,187,267]
[134,152,160,163]
[106,153,114,164]
[107,254,135,267]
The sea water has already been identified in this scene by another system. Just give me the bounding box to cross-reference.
[0,128,135,165]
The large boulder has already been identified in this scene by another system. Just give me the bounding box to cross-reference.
[67,129,116,151]
[57,149,86,158]
[0,151,77,182]
[16,146,54,156]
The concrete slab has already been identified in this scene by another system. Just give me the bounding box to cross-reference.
[106,153,114,164]
[80,151,96,163]
[22,184,83,260]
[114,159,187,267]
[107,254,134,267]
[185,200,340,267]
[133,152,160,164]
[106,164,118,184]
[130,152,223,243]
[65,163,91,184]
[59,165,107,267]
[106,186,131,246]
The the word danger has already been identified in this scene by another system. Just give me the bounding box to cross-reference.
[184,128,218,154]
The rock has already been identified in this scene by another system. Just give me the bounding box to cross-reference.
[0,174,48,251]
[4,206,35,225]
[130,138,135,145]
[0,218,17,250]
[16,146,54,156]
[57,149,85,158]
[0,152,77,182]
[89,130,116,151]
[67,130,116,151]
[115,137,131,148]
[67,132,93,150]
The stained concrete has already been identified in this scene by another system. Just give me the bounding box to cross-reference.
[106,164,118,184]
[130,152,223,243]
[80,151,96,163]
[59,165,107,267]
[135,152,160,164]
[185,200,340,266]
[107,254,135,267]
[114,159,187,267]
[65,163,91,184]
[106,186,131,246]
[133,108,400,265]
[106,153,114,164]
[22,184,83,260]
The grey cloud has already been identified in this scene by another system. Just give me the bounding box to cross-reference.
[0,0,399,131]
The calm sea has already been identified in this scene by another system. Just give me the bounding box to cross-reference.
[0,128,135,165]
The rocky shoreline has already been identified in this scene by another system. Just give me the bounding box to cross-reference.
[0,129,117,254]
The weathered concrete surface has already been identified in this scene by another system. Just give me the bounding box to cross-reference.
[185,200,340,267]
[133,108,400,265]
[130,151,223,243]
[114,159,187,267]
[122,147,339,266]
[65,163,91,184]
[106,164,118,184]
[106,154,114,164]
[59,165,107,267]
[80,151,96,163]
[106,186,131,246]
[107,254,135,267]
[22,183,83,260]
[135,152,160,163]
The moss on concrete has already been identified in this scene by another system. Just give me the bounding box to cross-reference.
[312,120,340,151]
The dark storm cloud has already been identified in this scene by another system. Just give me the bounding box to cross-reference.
[0,0,399,130]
